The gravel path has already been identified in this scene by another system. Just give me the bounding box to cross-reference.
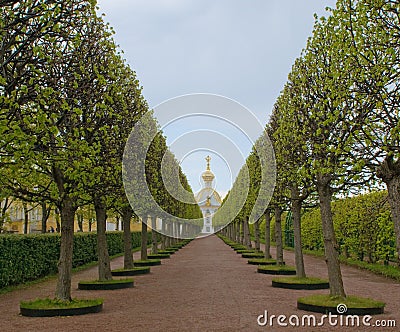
[0,235,399,331]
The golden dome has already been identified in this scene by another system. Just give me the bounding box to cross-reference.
[202,169,215,182]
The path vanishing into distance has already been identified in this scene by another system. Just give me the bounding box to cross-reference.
[1,235,399,331]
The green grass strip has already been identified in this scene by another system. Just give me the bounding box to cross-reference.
[297,294,385,309]
[272,276,328,284]
[20,298,103,310]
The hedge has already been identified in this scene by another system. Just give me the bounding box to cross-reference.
[300,191,395,264]
[0,231,149,289]
[254,191,395,265]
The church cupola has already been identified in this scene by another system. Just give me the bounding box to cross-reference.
[201,155,215,188]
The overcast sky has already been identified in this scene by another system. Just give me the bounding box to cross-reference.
[97,0,336,197]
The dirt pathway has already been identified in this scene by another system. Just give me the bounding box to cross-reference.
[0,235,399,331]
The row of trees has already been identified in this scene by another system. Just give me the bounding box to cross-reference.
[221,0,399,299]
[0,0,201,301]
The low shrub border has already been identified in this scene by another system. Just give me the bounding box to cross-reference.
[0,231,149,289]
[255,238,400,282]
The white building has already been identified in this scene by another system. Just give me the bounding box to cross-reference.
[195,156,222,234]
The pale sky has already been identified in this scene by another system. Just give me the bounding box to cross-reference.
[97,0,336,198]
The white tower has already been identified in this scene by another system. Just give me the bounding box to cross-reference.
[195,156,222,234]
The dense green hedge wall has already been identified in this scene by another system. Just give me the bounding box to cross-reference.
[0,231,148,289]
[255,191,395,264]
[300,191,395,263]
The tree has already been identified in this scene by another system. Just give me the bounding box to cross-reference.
[0,0,152,300]
[271,80,316,277]
[333,0,400,266]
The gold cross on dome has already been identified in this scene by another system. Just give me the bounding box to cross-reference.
[205,155,211,170]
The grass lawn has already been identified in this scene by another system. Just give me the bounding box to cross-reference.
[297,294,385,309]
[20,298,103,310]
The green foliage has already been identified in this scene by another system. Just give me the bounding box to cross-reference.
[78,279,133,285]
[297,294,385,309]
[299,208,324,251]
[301,191,395,263]
[0,231,145,289]
[0,0,199,300]
[20,298,103,310]
[272,277,328,285]
[0,233,60,288]
[258,265,296,272]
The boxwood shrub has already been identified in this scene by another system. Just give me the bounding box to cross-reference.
[0,231,148,289]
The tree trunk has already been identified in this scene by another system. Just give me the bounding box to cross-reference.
[41,202,51,233]
[0,197,9,232]
[55,209,61,233]
[23,203,29,234]
[77,212,83,232]
[172,221,177,244]
[94,198,112,281]
[378,157,400,267]
[165,220,172,248]
[275,206,284,265]
[236,220,240,243]
[254,219,260,252]
[173,221,177,240]
[178,222,182,239]
[291,186,306,278]
[243,217,251,249]
[181,223,186,238]
[175,223,179,243]
[122,206,134,269]
[264,211,272,259]
[141,216,148,260]
[317,175,346,297]
[55,197,77,301]
[239,220,244,244]
[386,176,400,266]
[151,215,158,254]
[116,216,120,231]
[161,219,166,250]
